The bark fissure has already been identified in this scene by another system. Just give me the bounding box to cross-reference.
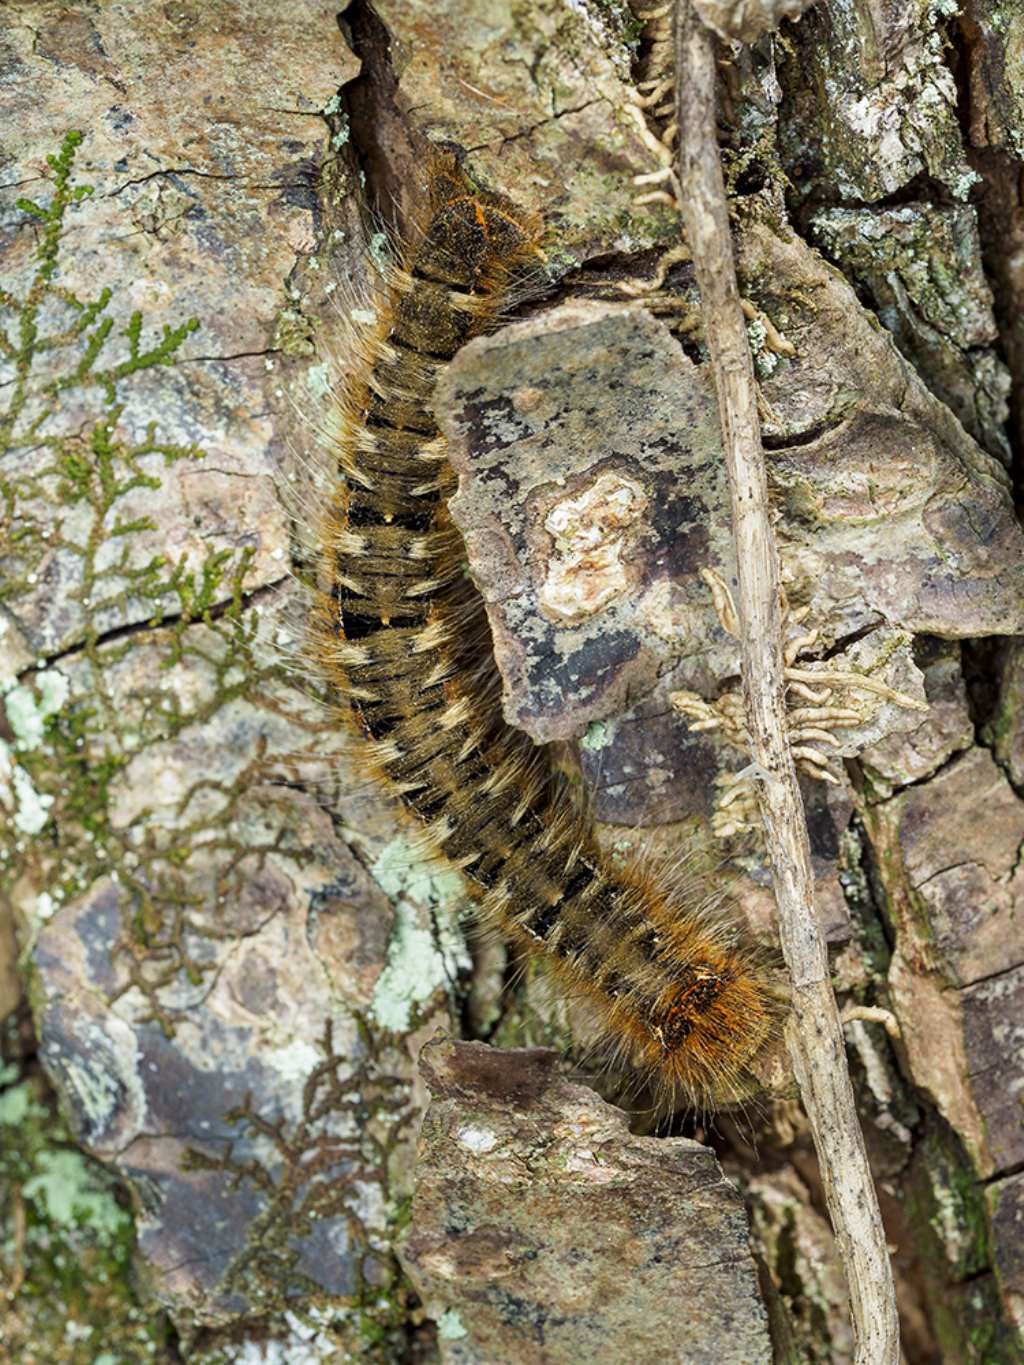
[16,576,288,676]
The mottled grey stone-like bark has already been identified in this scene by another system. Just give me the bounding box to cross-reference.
[401,1037,773,1365]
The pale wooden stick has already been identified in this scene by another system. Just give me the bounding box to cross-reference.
[672,5,900,1361]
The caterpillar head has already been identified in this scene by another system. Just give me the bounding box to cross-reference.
[417,153,542,289]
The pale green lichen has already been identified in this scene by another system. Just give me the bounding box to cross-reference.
[581,719,611,751]
[4,668,70,748]
[331,114,351,151]
[58,1035,142,1141]
[0,1074,33,1125]
[368,231,390,270]
[0,1063,173,1360]
[2,669,71,833]
[370,836,470,1032]
[23,1148,130,1242]
[372,902,448,1032]
[950,168,982,200]
[747,318,780,378]
[437,1306,469,1341]
[305,360,331,398]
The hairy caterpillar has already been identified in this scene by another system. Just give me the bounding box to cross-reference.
[311,156,777,1108]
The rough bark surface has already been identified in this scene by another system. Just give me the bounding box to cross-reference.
[1,1,1023,1362]
[401,1038,773,1365]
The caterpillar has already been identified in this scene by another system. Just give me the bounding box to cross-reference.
[311,154,778,1109]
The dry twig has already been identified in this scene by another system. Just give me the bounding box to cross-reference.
[672,4,900,1360]
[841,1004,902,1041]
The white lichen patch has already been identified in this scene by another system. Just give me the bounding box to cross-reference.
[370,836,470,1033]
[352,1176,388,1234]
[228,1314,340,1365]
[264,1036,323,1082]
[540,471,648,624]
[5,667,69,749]
[11,761,54,835]
[36,891,57,923]
[456,1123,499,1153]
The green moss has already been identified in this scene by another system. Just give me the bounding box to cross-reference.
[1,128,436,1357]
[1,127,336,1330]
[930,1275,1024,1365]
[895,1118,1024,1361]
[0,1062,175,1363]
[0,132,276,1030]
[271,304,316,357]
[906,1123,989,1282]
[3,133,198,442]
[177,1019,419,1355]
